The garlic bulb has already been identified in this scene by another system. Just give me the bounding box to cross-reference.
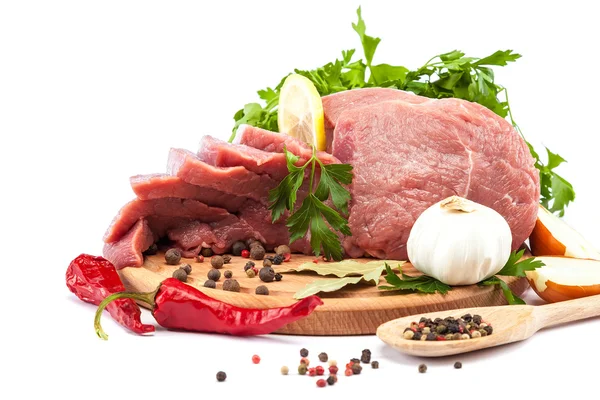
[407,196,512,286]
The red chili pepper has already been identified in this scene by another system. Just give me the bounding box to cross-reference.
[66,254,154,335]
[94,278,323,339]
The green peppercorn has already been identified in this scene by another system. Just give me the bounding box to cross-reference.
[250,245,266,260]
[454,361,462,369]
[479,328,488,337]
[318,352,328,362]
[232,241,247,256]
[300,348,309,357]
[222,279,240,292]
[201,247,213,257]
[165,248,181,265]
[180,264,192,274]
[255,285,269,295]
[445,334,454,340]
[403,330,414,340]
[259,266,275,282]
[298,364,307,375]
[435,324,447,334]
[172,268,187,282]
[471,330,482,338]
[223,270,233,279]
[216,371,226,382]
[204,280,216,289]
[244,261,255,271]
[371,361,379,369]
[452,333,462,341]
[418,364,427,373]
[211,255,224,269]
[246,269,256,278]
[143,243,158,256]
[263,259,273,267]
[207,268,221,281]
[275,245,291,255]
[280,366,289,375]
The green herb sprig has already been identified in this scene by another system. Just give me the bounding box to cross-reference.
[379,263,452,294]
[231,7,575,215]
[269,148,353,261]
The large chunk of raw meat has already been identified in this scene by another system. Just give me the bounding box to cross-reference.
[103,219,154,269]
[323,89,540,259]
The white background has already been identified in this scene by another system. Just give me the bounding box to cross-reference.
[2,1,599,399]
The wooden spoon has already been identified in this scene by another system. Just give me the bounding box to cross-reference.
[377,294,600,357]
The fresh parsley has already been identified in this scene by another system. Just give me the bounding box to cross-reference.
[232,6,575,215]
[479,250,545,305]
[268,147,352,261]
[379,263,452,294]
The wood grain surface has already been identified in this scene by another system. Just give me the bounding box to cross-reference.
[118,252,528,336]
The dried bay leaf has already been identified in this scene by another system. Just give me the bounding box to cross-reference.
[293,264,387,299]
[282,259,405,278]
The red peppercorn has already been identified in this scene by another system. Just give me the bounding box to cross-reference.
[436,336,446,341]
[418,322,425,328]
[312,259,319,264]
[328,365,339,375]
[316,379,326,388]
[315,366,325,376]
[345,368,353,376]
[308,368,317,376]
[283,253,291,262]
[345,362,354,369]
[251,266,259,275]
[300,357,310,366]
[241,249,250,258]
[195,255,204,263]
[252,355,261,364]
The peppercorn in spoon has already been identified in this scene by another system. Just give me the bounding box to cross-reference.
[377,294,600,357]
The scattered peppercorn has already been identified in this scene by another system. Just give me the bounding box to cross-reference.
[308,368,317,377]
[252,355,260,364]
[180,264,192,274]
[195,255,204,263]
[328,360,337,367]
[165,248,181,265]
[201,247,213,257]
[246,238,259,248]
[222,279,240,292]
[203,280,216,289]
[316,379,326,388]
[274,273,283,282]
[454,361,462,369]
[272,254,284,265]
[361,349,371,363]
[262,259,272,268]
[244,261,255,271]
[300,348,309,357]
[315,366,325,375]
[328,365,339,375]
[318,352,328,362]
[275,245,291,256]
[350,358,360,364]
[241,249,250,258]
[298,364,307,375]
[351,363,362,375]
[403,315,491,341]
[250,245,266,260]
[371,361,379,369]
[231,241,247,256]
[326,375,336,386]
[345,368,353,376]
[283,253,292,262]
[246,269,256,278]
[280,366,289,375]
[418,364,427,373]
[211,256,224,269]
[172,268,187,282]
[259,266,275,282]
[300,357,310,366]
[223,270,233,279]
[207,268,221,281]
[222,255,232,264]
[255,285,269,295]
[216,371,226,382]
[143,243,158,255]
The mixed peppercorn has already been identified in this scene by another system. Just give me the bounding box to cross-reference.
[403,314,493,341]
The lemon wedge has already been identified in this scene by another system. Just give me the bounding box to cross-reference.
[278,74,326,151]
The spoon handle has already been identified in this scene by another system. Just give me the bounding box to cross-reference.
[536,295,600,329]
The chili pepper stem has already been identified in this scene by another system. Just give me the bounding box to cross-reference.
[94,288,159,340]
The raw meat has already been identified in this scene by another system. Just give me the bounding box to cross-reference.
[322,89,540,259]
[103,219,154,269]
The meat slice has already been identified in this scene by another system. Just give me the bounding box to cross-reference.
[234,124,339,164]
[103,219,154,269]
[103,198,230,243]
[130,174,246,212]
[167,220,217,250]
[167,148,276,202]
[325,90,540,259]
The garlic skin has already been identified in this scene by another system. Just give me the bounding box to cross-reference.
[407,196,512,286]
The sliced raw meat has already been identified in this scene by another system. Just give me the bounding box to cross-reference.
[211,215,266,254]
[324,90,540,259]
[234,124,339,164]
[167,220,216,250]
[103,219,154,269]
[130,174,246,212]
[103,198,230,243]
[167,148,276,202]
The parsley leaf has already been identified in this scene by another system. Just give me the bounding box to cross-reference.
[379,263,452,294]
[480,276,526,305]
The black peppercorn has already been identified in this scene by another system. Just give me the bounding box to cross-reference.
[272,254,284,265]
[300,348,309,357]
[232,241,247,256]
[473,315,482,324]
[426,333,437,341]
[180,264,192,274]
[371,361,379,369]
[250,245,266,260]
[361,349,371,364]
[326,375,336,385]
[244,261,255,271]
[461,314,472,322]
[246,238,259,248]
[259,266,275,282]
[172,268,187,282]
[418,364,427,373]
[275,245,291,255]
[350,358,360,364]
[318,352,328,362]
[207,268,221,281]
[216,371,226,382]
[413,331,422,341]
[351,363,362,375]
[222,255,232,264]
[211,255,224,269]
[204,279,216,289]
[454,361,462,369]
[263,259,272,268]
[255,285,269,295]
[222,279,240,292]
[165,248,181,265]
[483,325,493,335]
[201,247,213,257]
[143,243,158,256]
[223,270,233,279]
[274,273,283,282]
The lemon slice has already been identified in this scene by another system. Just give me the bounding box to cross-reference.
[278,74,326,151]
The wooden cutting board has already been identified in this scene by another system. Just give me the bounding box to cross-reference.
[119,253,528,336]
